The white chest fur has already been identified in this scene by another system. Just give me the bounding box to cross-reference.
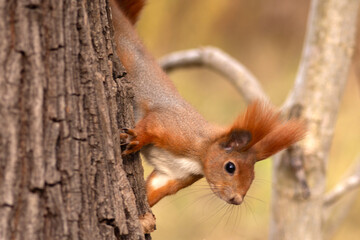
[141,145,204,180]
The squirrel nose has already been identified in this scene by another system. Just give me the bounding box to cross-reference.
[229,194,243,205]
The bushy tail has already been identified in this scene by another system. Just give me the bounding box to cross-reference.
[111,0,146,24]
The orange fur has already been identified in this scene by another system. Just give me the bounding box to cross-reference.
[127,106,217,158]
[254,119,306,160]
[130,102,305,206]
[227,101,306,159]
[229,101,280,148]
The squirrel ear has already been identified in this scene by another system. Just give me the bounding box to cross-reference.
[221,130,252,152]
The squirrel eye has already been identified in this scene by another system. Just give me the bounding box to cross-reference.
[225,162,236,174]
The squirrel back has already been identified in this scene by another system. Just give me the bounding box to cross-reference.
[110,0,197,113]
[110,0,215,156]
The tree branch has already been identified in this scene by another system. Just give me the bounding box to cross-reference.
[323,156,360,207]
[159,46,268,103]
[270,0,360,238]
[322,156,360,238]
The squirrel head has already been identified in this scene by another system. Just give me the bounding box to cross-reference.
[202,101,306,205]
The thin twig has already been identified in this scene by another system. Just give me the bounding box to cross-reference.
[159,46,268,103]
[322,156,360,238]
[323,156,360,207]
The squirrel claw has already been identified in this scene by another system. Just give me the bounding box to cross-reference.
[122,128,137,137]
[120,128,139,156]
[120,133,129,141]
[126,140,140,150]
[122,140,140,155]
[120,128,137,142]
[120,128,141,155]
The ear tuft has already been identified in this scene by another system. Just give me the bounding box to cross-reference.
[221,130,252,152]
[226,100,306,158]
[254,119,306,161]
[230,101,280,150]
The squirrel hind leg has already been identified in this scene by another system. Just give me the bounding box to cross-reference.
[146,170,202,207]
[139,212,156,234]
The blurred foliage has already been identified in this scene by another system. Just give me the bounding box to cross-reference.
[136,0,360,239]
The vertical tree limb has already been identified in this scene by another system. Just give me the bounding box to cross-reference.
[270,0,360,239]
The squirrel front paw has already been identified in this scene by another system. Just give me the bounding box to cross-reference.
[120,128,142,155]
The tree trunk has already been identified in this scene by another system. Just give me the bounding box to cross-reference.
[0,0,151,239]
[270,0,360,239]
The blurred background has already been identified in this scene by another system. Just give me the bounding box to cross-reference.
[136,0,360,239]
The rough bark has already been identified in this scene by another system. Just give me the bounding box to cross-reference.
[0,0,151,240]
[270,0,360,239]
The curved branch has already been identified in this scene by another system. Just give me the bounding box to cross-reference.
[323,156,360,207]
[159,46,268,103]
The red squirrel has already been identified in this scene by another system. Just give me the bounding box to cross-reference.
[110,0,306,208]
